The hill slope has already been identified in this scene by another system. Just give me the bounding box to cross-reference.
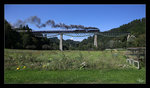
[79,18,146,50]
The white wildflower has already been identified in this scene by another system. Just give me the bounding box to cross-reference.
[137,78,145,83]
[81,62,86,66]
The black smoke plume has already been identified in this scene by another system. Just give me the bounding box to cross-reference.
[14,16,99,30]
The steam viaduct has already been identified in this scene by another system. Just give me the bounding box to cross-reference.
[17,29,130,51]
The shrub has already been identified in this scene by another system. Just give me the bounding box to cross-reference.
[26,45,36,49]
[42,44,51,50]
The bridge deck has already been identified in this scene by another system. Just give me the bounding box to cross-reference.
[17,30,130,34]
[32,30,99,33]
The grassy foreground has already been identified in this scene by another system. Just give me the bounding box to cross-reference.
[4,49,146,84]
[5,68,145,84]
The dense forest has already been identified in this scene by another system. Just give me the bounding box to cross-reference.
[4,18,146,50]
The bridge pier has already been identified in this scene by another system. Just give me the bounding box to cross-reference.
[127,34,130,42]
[94,34,98,48]
[60,33,63,51]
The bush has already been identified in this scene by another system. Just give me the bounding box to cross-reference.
[26,45,36,49]
[42,44,51,50]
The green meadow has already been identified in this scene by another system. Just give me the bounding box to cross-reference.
[4,49,146,84]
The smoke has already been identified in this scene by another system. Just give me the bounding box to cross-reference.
[13,16,41,28]
[14,16,99,30]
[13,20,26,28]
[26,16,41,25]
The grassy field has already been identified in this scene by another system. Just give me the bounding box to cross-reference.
[4,49,146,84]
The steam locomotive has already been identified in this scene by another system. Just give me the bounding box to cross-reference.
[74,29,100,32]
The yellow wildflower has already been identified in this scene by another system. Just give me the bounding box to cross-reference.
[23,66,26,69]
[16,67,20,70]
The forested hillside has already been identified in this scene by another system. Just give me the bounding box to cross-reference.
[79,18,146,50]
[4,18,146,50]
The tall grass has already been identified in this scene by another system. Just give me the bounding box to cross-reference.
[4,49,137,70]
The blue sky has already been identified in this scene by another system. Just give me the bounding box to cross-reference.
[4,4,146,41]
